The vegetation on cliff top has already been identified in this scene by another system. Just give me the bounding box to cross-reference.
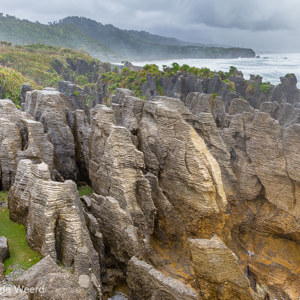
[101,62,237,100]
[0,65,40,105]
[0,192,41,275]
[0,43,273,107]
[0,44,107,104]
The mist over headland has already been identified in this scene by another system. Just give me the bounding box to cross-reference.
[1,0,300,53]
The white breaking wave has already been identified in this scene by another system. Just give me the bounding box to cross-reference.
[131,53,300,87]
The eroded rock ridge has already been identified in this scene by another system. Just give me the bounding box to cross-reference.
[1,78,300,299]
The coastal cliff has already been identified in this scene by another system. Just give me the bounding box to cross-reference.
[1,63,300,298]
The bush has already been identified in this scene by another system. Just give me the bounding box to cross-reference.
[0,66,40,104]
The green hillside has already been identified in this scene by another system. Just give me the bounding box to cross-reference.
[0,15,119,61]
[0,44,109,103]
[0,14,255,61]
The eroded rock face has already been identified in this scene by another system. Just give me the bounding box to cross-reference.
[14,255,101,300]
[110,92,228,238]
[24,90,80,181]
[3,84,300,299]
[85,91,233,297]
[0,100,54,190]
[188,236,258,300]
[127,257,198,300]
[106,89,300,298]
[89,105,156,257]
[8,160,100,283]
[19,83,31,106]
[183,91,300,299]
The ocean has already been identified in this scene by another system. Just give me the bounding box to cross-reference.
[131,53,300,87]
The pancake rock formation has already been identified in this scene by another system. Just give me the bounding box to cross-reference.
[1,81,300,299]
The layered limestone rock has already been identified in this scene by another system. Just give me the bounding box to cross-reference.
[107,88,300,298]
[89,194,140,264]
[3,83,300,299]
[127,257,198,300]
[8,160,100,286]
[183,93,236,198]
[14,255,101,300]
[111,91,228,238]
[73,109,91,182]
[24,89,83,181]
[0,100,54,190]
[85,90,233,297]
[88,104,156,259]
[188,236,260,299]
[182,91,300,299]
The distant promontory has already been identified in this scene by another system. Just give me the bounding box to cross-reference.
[0,14,255,61]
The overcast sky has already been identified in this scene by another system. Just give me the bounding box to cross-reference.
[2,0,300,52]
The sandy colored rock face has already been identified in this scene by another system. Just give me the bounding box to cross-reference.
[89,105,156,252]
[110,92,228,239]
[184,92,300,299]
[86,92,232,297]
[139,100,227,236]
[127,256,198,300]
[188,236,257,299]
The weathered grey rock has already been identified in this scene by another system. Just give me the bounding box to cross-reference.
[19,83,31,106]
[24,90,78,181]
[14,255,101,300]
[259,101,279,115]
[58,81,89,113]
[89,105,156,246]
[73,109,91,182]
[81,195,92,209]
[0,117,21,190]
[140,72,238,107]
[272,73,300,105]
[8,160,100,281]
[145,173,186,244]
[111,91,230,241]
[0,263,5,280]
[0,100,54,190]
[0,236,9,262]
[90,194,140,263]
[223,110,300,217]
[228,98,254,115]
[127,257,198,300]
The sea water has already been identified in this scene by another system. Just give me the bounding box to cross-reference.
[131,53,300,87]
